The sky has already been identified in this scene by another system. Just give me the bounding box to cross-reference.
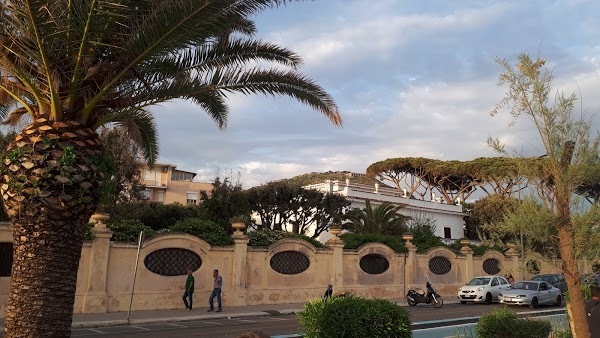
[152,0,600,188]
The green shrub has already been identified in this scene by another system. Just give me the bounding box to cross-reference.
[409,224,444,253]
[299,295,411,338]
[83,223,95,241]
[169,218,233,246]
[340,233,407,253]
[446,241,502,256]
[247,229,323,248]
[108,219,156,242]
[111,201,204,230]
[476,307,552,338]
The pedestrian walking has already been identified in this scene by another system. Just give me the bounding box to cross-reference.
[208,269,223,312]
[182,270,194,311]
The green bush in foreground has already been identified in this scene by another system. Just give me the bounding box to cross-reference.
[247,229,323,248]
[476,307,551,338]
[299,296,412,338]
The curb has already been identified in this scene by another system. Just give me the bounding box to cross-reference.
[71,309,304,328]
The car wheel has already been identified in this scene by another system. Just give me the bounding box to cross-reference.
[485,292,492,304]
[554,295,562,307]
[460,301,467,304]
[530,297,539,309]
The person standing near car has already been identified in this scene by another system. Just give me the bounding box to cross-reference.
[587,284,600,336]
[507,274,515,286]
[182,269,194,311]
[208,269,223,312]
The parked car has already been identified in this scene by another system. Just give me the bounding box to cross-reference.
[581,273,600,286]
[499,280,562,308]
[457,276,511,304]
[531,274,567,293]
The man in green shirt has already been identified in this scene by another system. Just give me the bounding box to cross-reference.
[182,270,194,311]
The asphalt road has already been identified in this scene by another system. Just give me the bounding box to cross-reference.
[71,302,564,337]
[0,302,566,337]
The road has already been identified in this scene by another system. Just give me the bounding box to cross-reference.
[0,303,566,337]
[73,303,565,337]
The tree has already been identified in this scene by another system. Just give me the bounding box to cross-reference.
[199,176,252,232]
[489,53,600,337]
[96,126,146,213]
[344,200,409,236]
[247,182,349,238]
[463,194,520,241]
[0,1,341,335]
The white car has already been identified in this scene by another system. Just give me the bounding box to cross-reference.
[499,281,562,308]
[457,276,511,304]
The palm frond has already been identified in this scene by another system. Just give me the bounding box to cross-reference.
[1,107,29,126]
[106,109,159,166]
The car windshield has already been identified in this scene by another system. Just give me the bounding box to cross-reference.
[467,278,491,286]
[512,282,538,290]
[532,276,552,283]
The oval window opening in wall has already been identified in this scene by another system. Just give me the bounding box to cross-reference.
[428,256,452,275]
[270,251,309,275]
[144,248,201,276]
[483,258,501,275]
[360,254,390,275]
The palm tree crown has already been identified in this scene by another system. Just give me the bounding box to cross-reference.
[345,200,409,235]
[0,0,341,164]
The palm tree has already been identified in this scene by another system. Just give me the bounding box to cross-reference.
[344,200,409,235]
[0,1,341,336]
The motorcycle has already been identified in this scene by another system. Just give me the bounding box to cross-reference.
[406,280,443,308]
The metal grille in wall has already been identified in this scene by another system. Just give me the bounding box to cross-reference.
[144,248,202,276]
[483,258,501,275]
[359,254,389,275]
[270,251,309,275]
[428,256,451,275]
[0,243,12,277]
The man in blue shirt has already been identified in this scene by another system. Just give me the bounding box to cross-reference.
[208,269,223,312]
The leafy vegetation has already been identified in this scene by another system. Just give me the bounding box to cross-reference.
[475,307,552,338]
[247,229,323,248]
[111,201,204,230]
[407,218,444,253]
[169,218,233,246]
[299,296,412,338]
[277,171,382,187]
[344,200,409,236]
[341,233,407,253]
[108,219,156,242]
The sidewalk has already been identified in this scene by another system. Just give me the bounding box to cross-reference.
[2,298,460,329]
[70,302,311,328]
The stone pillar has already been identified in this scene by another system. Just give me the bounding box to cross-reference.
[82,213,113,313]
[403,235,417,289]
[230,225,249,306]
[505,243,520,281]
[460,239,473,284]
[326,228,344,293]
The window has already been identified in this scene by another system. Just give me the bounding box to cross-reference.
[443,227,451,239]
[172,171,194,182]
[186,192,198,204]
[500,278,508,285]
[491,278,499,286]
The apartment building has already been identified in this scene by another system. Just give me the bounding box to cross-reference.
[140,163,213,204]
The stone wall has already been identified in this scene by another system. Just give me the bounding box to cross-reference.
[0,222,579,315]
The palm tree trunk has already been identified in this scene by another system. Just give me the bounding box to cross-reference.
[1,118,103,337]
[4,219,84,337]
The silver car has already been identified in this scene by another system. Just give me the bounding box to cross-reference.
[498,281,562,308]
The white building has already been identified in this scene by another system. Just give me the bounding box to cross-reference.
[304,177,466,243]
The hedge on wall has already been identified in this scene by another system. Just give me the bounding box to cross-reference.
[340,233,407,253]
[169,218,233,246]
[247,229,323,248]
[299,296,412,338]
[108,219,156,242]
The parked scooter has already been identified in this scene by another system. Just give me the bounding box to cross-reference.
[406,280,443,308]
